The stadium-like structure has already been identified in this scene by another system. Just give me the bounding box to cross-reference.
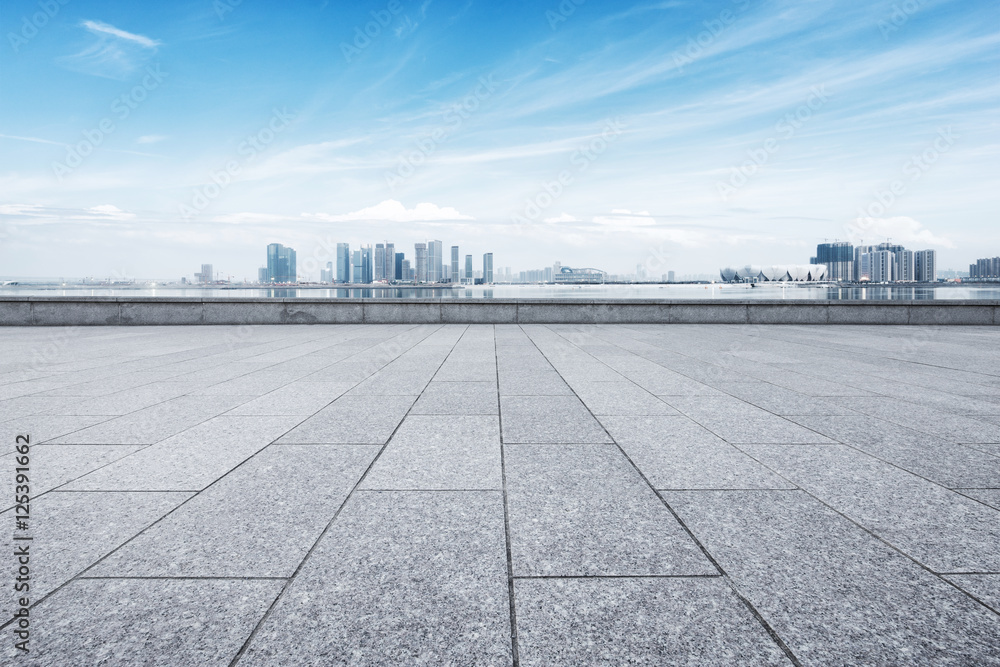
[720,264,828,282]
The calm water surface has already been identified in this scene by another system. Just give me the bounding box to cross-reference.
[2,284,999,300]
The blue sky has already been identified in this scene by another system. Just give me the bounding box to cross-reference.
[1,0,998,280]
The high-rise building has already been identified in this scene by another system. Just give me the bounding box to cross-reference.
[871,250,894,283]
[414,243,428,283]
[969,256,1000,281]
[374,244,386,281]
[360,245,373,283]
[257,267,268,283]
[915,249,937,282]
[195,264,213,284]
[450,246,459,283]
[385,242,395,281]
[395,252,404,281]
[667,270,676,282]
[320,261,334,283]
[401,259,412,282]
[336,243,351,283]
[815,242,854,282]
[427,240,443,283]
[465,255,473,283]
[266,243,296,283]
[351,250,363,284]
[483,253,494,284]
[895,249,914,282]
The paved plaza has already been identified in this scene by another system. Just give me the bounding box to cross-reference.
[1,323,999,665]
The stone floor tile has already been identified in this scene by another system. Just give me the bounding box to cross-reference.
[500,396,612,443]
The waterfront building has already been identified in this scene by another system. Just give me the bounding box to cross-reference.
[415,243,428,283]
[360,245,373,284]
[374,244,386,281]
[465,255,473,283]
[336,243,351,283]
[816,242,854,281]
[969,256,1000,281]
[451,246,460,283]
[195,264,213,284]
[483,253,494,284]
[915,249,937,282]
[266,243,297,283]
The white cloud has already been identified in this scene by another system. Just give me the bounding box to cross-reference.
[86,205,135,220]
[543,213,579,223]
[304,200,474,222]
[592,209,656,227]
[81,20,161,48]
[850,216,955,248]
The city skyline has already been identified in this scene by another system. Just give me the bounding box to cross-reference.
[1,1,998,279]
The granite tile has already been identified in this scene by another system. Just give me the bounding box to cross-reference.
[239,491,512,666]
[277,395,416,444]
[570,381,679,416]
[410,381,499,415]
[943,575,1000,614]
[224,381,354,416]
[506,444,714,576]
[500,396,612,444]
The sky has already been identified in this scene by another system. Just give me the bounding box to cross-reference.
[1,0,998,281]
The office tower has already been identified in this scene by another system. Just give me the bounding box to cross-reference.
[895,250,914,282]
[257,267,268,283]
[427,240,443,283]
[395,252,404,281]
[854,244,876,282]
[374,244,386,281]
[360,245,373,283]
[871,250,894,283]
[465,255,473,283]
[414,243,428,283]
[351,250,363,284]
[266,243,296,283]
[483,253,494,284]
[668,270,675,282]
[385,243,395,281]
[915,249,937,282]
[451,246,460,283]
[401,259,412,282]
[815,242,854,281]
[336,243,351,283]
[195,264,213,284]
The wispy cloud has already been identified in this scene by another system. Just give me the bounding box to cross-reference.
[304,200,474,222]
[81,20,161,48]
[59,20,161,79]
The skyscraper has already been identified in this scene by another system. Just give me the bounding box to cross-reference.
[351,250,363,284]
[451,246,459,283]
[895,249,914,282]
[414,243,428,283]
[195,264,213,284]
[483,252,494,284]
[815,242,854,282]
[465,255,473,283]
[374,244,386,281]
[401,259,412,282]
[361,245,373,283]
[871,250,894,283]
[336,243,351,283]
[266,243,296,283]
[320,261,333,283]
[385,242,395,281]
[394,252,404,281]
[915,249,937,282]
[427,240,443,283]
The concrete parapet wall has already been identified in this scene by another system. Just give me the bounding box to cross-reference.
[0,297,997,325]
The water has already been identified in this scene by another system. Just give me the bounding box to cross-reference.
[2,284,999,300]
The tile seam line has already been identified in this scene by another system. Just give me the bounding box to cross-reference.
[0,324,443,628]
[728,441,1000,620]
[497,323,521,667]
[531,323,802,667]
[227,323,458,667]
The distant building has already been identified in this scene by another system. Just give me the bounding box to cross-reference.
[871,250,894,283]
[483,253,494,284]
[895,249,914,282]
[667,270,675,282]
[465,255,473,283]
[360,245,373,283]
[414,243,428,283]
[554,267,606,284]
[451,246,460,283]
[915,249,937,282]
[374,244,386,281]
[336,243,351,283]
[815,242,854,282]
[195,264,213,284]
[720,265,828,282]
[351,250,363,284]
[266,244,296,283]
[427,240,443,283]
[257,267,268,283]
[385,242,395,281]
[320,261,333,283]
[395,252,404,281]
[401,259,412,282]
[969,256,1000,281]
